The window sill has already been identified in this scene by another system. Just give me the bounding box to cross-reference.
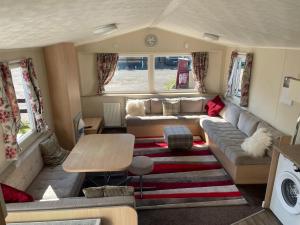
[82,92,217,98]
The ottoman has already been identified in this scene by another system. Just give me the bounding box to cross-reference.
[164,125,193,150]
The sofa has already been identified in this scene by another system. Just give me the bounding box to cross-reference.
[126,96,291,184]
[0,134,135,216]
[126,97,212,137]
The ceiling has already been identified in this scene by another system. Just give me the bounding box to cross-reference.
[1,0,300,49]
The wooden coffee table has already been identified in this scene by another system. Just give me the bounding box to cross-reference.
[63,134,135,173]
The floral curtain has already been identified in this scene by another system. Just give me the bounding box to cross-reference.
[96,53,119,94]
[225,51,239,97]
[240,53,254,107]
[20,58,47,132]
[0,62,21,160]
[192,52,209,93]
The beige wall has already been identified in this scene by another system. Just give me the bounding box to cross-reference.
[0,48,53,172]
[77,28,226,121]
[222,47,300,143]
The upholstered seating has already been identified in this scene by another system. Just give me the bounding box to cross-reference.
[26,165,84,200]
[200,100,291,184]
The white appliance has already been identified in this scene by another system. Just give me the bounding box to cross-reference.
[270,154,300,225]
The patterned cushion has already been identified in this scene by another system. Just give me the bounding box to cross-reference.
[83,186,134,198]
[180,97,203,113]
[162,99,180,116]
[164,126,193,150]
[150,98,163,114]
[39,134,69,167]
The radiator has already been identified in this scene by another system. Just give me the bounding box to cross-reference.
[103,103,121,127]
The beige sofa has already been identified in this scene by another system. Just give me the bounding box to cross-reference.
[126,97,291,184]
[0,134,135,214]
[126,97,212,137]
[200,100,291,184]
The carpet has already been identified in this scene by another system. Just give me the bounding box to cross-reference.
[129,136,247,210]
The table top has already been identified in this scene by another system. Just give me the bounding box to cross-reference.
[274,144,300,167]
[63,134,135,173]
[83,117,103,134]
[8,219,101,225]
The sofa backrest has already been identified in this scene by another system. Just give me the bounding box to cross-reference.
[220,99,290,156]
[0,134,50,191]
[127,97,213,115]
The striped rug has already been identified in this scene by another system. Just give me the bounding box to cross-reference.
[129,136,247,210]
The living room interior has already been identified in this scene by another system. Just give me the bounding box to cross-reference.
[1,1,300,225]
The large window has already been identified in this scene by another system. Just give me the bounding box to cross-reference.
[154,55,194,92]
[104,56,148,93]
[10,65,35,141]
[228,54,246,97]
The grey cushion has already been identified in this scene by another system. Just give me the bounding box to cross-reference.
[224,145,271,165]
[126,114,205,126]
[39,134,69,167]
[221,102,243,127]
[162,99,180,116]
[151,98,163,114]
[180,97,203,113]
[83,186,134,198]
[26,165,84,200]
[6,196,136,212]
[237,111,260,136]
[164,126,193,150]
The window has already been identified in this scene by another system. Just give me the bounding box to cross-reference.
[10,66,35,141]
[228,54,246,97]
[154,55,194,92]
[104,56,148,92]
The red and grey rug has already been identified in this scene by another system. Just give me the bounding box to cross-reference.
[128,136,247,210]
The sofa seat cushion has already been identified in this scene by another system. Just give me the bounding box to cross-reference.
[126,114,205,125]
[26,165,84,200]
[6,196,135,212]
[224,145,271,165]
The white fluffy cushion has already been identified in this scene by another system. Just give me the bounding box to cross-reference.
[241,128,272,157]
[126,100,145,116]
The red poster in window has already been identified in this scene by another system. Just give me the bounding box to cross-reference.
[176,59,189,89]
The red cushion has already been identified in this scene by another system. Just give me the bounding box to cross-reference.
[205,96,225,116]
[1,183,33,203]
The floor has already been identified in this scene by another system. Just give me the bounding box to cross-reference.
[100,128,267,225]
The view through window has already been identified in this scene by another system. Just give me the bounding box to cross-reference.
[10,66,35,141]
[104,56,148,92]
[154,56,194,92]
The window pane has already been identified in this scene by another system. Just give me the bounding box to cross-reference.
[154,56,194,92]
[105,57,148,92]
[10,67,35,140]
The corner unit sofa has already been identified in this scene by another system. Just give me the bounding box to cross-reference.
[0,134,135,216]
[125,97,291,184]
[200,100,291,184]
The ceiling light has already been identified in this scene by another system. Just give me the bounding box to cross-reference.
[203,33,220,41]
[93,24,117,35]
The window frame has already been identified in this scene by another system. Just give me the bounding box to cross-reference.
[103,53,197,94]
[9,63,37,145]
[153,54,196,93]
[103,54,150,94]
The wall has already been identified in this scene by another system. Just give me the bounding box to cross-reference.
[77,28,226,122]
[0,48,53,172]
[222,47,300,143]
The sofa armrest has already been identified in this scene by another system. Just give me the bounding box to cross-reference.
[6,196,135,212]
